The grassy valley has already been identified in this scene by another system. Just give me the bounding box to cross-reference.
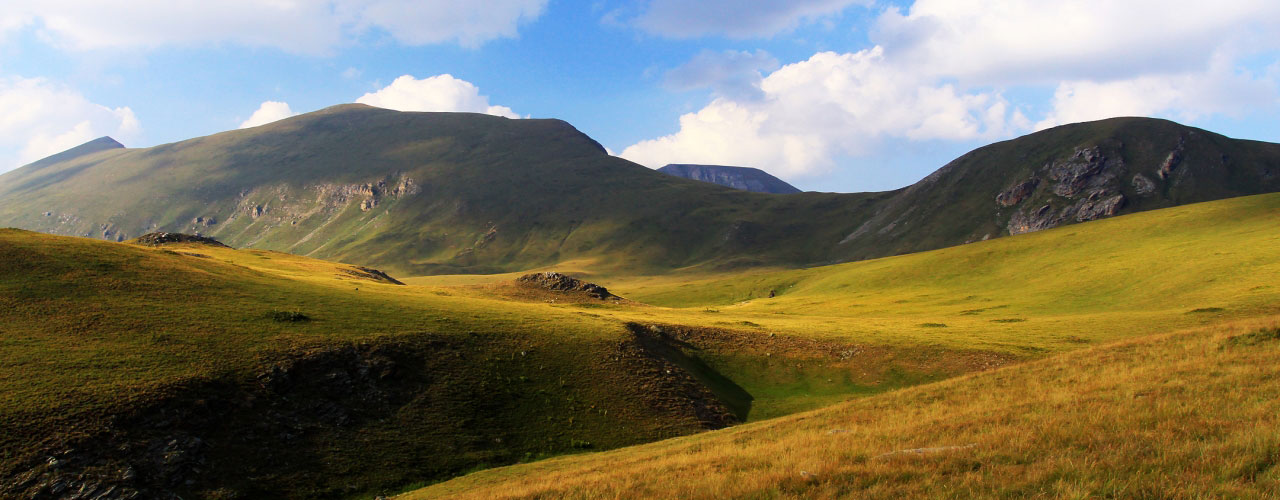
[1,192,1276,497]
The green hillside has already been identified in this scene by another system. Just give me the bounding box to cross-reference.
[0,106,1276,276]
[2,193,1277,498]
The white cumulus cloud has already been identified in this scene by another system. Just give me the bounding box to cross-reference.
[626,0,1280,184]
[355,75,519,118]
[623,49,1026,177]
[239,101,298,129]
[1,0,549,54]
[0,76,141,172]
[873,0,1280,85]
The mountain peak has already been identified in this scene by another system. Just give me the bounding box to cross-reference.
[658,164,802,194]
[23,136,125,170]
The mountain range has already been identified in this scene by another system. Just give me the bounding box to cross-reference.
[1,104,1277,278]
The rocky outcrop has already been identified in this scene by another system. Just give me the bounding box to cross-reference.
[996,178,1040,206]
[229,174,419,230]
[1049,147,1122,198]
[341,266,405,285]
[1002,145,1140,235]
[132,232,229,248]
[1131,173,1156,196]
[1157,137,1185,179]
[1008,204,1060,235]
[516,272,615,299]
[1073,193,1126,222]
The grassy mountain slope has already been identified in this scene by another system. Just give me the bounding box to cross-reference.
[407,319,1280,499]
[837,117,1280,260]
[0,105,881,276]
[1,107,1276,276]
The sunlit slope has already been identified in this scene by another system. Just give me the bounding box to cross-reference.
[405,319,1280,499]
[599,192,1280,352]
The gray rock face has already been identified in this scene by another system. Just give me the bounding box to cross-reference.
[657,164,801,194]
[1049,147,1121,197]
[1074,193,1126,222]
[1004,146,1133,235]
[1008,204,1060,234]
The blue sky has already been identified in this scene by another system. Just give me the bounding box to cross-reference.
[1,0,1278,192]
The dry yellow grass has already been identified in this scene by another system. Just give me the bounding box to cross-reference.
[406,318,1280,499]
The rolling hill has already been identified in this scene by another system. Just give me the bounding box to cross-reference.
[0,105,1276,275]
[2,192,1277,498]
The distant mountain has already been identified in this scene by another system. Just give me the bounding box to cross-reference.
[833,117,1280,260]
[1,105,1277,275]
[657,164,801,194]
